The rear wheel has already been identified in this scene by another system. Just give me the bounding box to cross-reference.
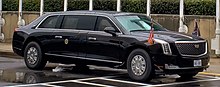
[24,42,47,70]
[127,49,154,82]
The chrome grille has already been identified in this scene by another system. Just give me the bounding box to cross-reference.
[175,41,207,56]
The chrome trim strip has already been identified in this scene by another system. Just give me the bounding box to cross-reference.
[13,47,22,51]
[35,14,58,29]
[165,65,209,70]
[175,40,208,57]
[175,40,206,44]
[35,13,123,34]
[45,53,122,64]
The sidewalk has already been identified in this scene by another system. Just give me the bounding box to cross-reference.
[0,42,21,58]
[0,42,220,76]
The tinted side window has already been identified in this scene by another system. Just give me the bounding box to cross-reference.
[61,16,78,29]
[95,17,119,32]
[61,15,97,30]
[38,16,59,28]
[77,16,97,30]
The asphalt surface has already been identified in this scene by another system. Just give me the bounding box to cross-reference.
[1,56,220,87]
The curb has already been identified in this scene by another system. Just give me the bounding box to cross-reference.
[199,72,220,77]
[0,51,22,59]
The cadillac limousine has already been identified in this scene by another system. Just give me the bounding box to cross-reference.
[12,11,209,81]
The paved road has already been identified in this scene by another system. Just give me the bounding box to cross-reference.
[0,56,220,87]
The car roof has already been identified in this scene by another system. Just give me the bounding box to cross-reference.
[44,10,143,16]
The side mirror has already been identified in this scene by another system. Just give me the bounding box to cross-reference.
[104,27,117,36]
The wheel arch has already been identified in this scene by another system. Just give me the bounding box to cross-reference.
[22,37,43,57]
[121,45,152,68]
[125,45,151,59]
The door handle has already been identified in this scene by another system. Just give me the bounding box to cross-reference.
[88,37,97,41]
[55,36,63,39]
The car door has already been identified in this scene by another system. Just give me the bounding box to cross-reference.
[52,15,97,57]
[36,15,60,53]
[50,15,79,56]
[86,16,122,63]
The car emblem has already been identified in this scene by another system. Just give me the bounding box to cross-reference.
[194,44,200,49]
[64,39,69,45]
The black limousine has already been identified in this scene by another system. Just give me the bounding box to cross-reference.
[13,11,209,81]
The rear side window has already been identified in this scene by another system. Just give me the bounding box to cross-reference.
[61,15,97,30]
[38,15,59,28]
[61,16,78,29]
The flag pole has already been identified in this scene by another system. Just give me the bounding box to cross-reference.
[179,0,185,33]
[147,0,151,17]
[40,0,44,16]
[89,0,93,11]
[64,0,68,11]
[117,0,121,12]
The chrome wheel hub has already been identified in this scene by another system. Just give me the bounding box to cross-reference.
[131,55,146,76]
[27,47,38,65]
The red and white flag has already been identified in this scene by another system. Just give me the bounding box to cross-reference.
[148,19,154,45]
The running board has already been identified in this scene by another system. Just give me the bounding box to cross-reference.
[45,53,123,64]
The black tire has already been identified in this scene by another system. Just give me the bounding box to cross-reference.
[179,72,198,79]
[127,49,154,82]
[24,42,47,70]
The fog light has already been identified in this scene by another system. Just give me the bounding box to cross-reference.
[165,64,180,69]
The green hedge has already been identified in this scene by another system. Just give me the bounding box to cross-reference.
[2,0,216,15]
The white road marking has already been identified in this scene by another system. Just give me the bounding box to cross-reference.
[70,80,115,87]
[76,77,109,81]
[147,78,220,87]
[5,75,220,87]
[4,76,114,87]
[41,83,64,87]
[6,84,41,87]
[5,83,65,87]
[98,77,150,86]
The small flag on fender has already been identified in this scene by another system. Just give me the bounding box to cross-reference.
[148,19,154,45]
[192,19,200,36]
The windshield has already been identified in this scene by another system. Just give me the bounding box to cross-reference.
[115,15,166,32]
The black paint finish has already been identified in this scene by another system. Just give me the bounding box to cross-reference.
[12,11,209,78]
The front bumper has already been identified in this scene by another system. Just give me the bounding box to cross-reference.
[153,53,210,74]
[164,65,209,74]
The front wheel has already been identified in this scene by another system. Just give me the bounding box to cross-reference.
[127,49,154,82]
[24,42,47,70]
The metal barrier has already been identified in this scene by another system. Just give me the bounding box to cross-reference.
[0,0,5,41]
[211,0,220,55]
[18,0,25,28]
[0,0,220,55]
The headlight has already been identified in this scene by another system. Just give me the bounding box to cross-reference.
[154,39,172,55]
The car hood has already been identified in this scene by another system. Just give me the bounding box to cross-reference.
[130,31,204,43]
